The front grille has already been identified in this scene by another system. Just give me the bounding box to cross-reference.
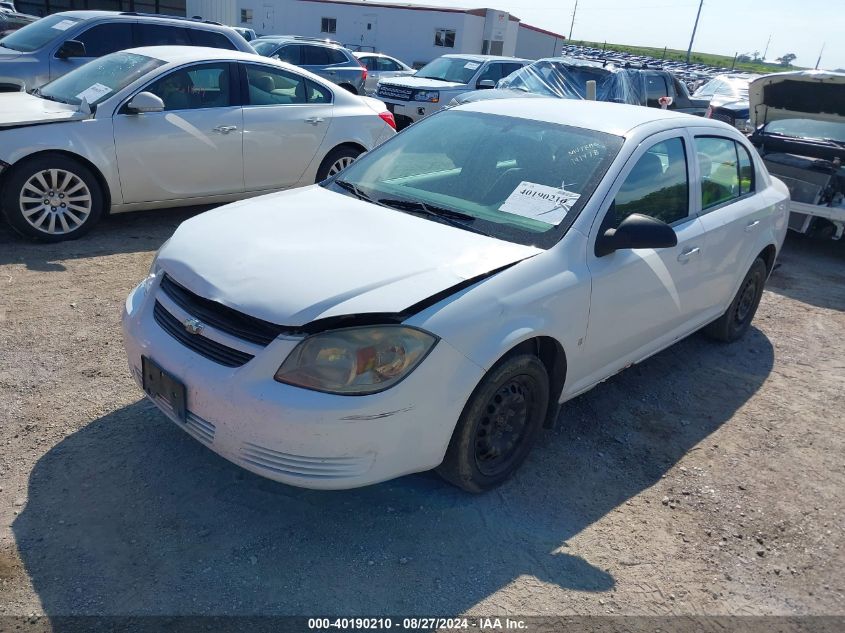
[377,84,413,101]
[153,301,254,368]
[711,110,735,125]
[160,274,286,346]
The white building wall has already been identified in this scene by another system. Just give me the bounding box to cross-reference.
[515,24,565,60]
[186,0,558,64]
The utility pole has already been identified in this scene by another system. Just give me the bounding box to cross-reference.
[568,0,578,41]
[731,52,737,70]
[762,34,772,61]
[815,43,825,70]
[685,0,704,64]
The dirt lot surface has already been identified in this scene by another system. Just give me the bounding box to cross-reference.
[0,209,843,619]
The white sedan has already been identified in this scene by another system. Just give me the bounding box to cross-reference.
[0,46,396,241]
[123,99,789,492]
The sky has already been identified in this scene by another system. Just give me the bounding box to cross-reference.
[411,0,845,70]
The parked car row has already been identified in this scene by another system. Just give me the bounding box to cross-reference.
[0,8,35,37]
[449,56,710,116]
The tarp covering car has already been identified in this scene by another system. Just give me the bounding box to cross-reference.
[494,56,649,105]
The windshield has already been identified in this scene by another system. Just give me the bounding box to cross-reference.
[39,51,165,106]
[415,57,481,84]
[251,40,279,56]
[694,77,749,100]
[0,13,82,52]
[763,118,845,144]
[327,110,623,249]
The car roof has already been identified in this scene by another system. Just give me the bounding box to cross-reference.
[49,10,230,29]
[442,54,529,63]
[122,45,269,64]
[454,97,705,136]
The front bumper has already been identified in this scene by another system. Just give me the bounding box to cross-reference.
[380,98,444,125]
[121,275,484,489]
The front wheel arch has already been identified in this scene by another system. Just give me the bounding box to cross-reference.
[1,150,112,214]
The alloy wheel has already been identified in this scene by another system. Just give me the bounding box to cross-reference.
[328,156,356,177]
[19,169,92,236]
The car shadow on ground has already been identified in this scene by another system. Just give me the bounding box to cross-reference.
[0,207,208,271]
[13,326,774,618]
[767,234,845,311]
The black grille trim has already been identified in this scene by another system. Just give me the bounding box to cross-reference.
[160,274,289,346]
[377,85,413,101]
[153,301,254,368]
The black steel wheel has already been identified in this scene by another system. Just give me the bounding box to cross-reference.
[704,257,767,342]
[437,354,549,492]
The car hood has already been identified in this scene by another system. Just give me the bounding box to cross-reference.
[750,70,845,127]
[157,186,541,327]
[0,92,88,128]
[380,75,466,90]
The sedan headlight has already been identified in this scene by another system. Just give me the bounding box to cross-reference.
[275,326,438,395]
[148,238,170,276]
[413,90,439,103]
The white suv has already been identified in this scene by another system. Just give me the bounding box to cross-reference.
[376,54,528,128]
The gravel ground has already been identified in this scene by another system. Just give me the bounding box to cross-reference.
[0,209,843,619]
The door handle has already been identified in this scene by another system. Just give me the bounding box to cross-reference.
[745,220,761,232]
[305,117,324,125]
[677,247,700,262]
[212,125,238,134]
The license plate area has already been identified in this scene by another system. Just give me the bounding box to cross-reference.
[142,356,186,422]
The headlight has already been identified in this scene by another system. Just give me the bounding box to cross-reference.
[148,238,170,276]
[275,326,438,395]
[413,90,439,103]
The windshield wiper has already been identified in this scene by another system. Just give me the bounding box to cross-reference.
[415,76,454,83]
[0,42,20,51]
[333,179,377,203]
[377,198,491,236]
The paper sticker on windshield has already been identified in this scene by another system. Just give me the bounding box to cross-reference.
[499,181,580,225]
[464,62,481,70]
[51,19,76,31]
[75,83,112,103]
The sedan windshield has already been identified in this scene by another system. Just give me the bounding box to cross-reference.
[763,118,845,144]
[415,57,481,84]
[328,110,623,249]
[0,13,82,52]
[39,51,165,106]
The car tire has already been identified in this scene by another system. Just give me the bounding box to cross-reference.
[315,146,363,182]
[704,257,767,343]
[1,154,104,242]
[338,83,358,95]
[436,354,549,493]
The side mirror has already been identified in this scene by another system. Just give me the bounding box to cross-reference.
[477,79,496,90]
[126,91,165,114]
[55,39,86,59]
[595,213,677,257]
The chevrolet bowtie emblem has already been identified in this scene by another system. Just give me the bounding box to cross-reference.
[183,318,205,335]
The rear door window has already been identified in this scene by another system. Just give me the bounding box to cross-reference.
[645,73,669,107]
[695,136,743,209]
[275,44,300,65]
[136,23,192,47]
[75,22,134,57]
